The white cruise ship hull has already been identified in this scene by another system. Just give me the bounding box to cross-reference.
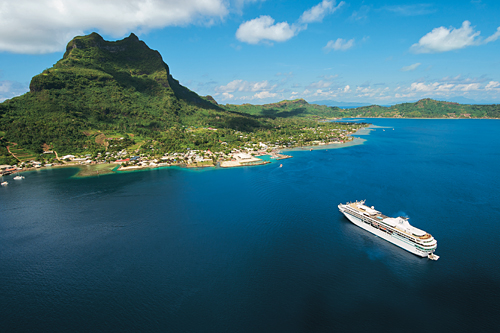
[339,204,437,258]
[342,212,428,257]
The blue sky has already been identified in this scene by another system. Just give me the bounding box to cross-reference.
[1,0,499,105]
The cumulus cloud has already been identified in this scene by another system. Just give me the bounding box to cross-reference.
[409,80,483,93]
[253,91,277,99]
[237,0,343,44]
[299,0,344,24]
[401,63,421,72]
[235,15,297,44]
[324,38,355,51]
[0,0,232,54]
[215,79,277,93]
[410,21,500,53]
[485,81,500,90]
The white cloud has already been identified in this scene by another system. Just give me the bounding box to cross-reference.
[215,80,245,93]
[410,21,500,53]
[324,38,355,51]
[409,80,484,93]
[222,92,234,99]
[0,0,232,54]
[484,27,500,43]
[253,91,277,99]
[307,80,333,89]
[485,81,500,90]
[236,15,297,44]
[343,85,350,93]
[401,63,421,72]
[251,80,272,91]
[215,79,276,93]
[237,0,345,45]
[299,0,344,24]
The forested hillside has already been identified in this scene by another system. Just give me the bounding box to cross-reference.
[227,98,500,119]
[0,33,271,160]
[0,33,361,164]
[337,99,500,118]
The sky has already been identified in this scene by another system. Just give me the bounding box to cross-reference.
[1,0,500,105]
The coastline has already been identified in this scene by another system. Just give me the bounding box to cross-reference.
[282,137,366,152]
[282,124,369,152]
[2,125,370,179]
[3,138,364,179]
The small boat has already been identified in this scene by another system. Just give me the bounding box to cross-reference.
[13,175,25,180]
[279,164,283,168]
[1,181,8,186]
[428,253,440,261]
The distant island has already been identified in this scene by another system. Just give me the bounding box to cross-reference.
[0,32,367,172]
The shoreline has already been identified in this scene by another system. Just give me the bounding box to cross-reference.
[2,129,368,179]
[282,137,366,152]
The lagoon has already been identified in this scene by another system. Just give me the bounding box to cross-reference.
[1,119,499,332]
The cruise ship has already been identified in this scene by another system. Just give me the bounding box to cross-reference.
[338,201,439,260]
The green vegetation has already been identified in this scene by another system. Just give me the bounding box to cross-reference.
[0,32,366,165]
[73,163,118,178]
[224,99,341,119]
[335,99,500,119]
[229,98,500,119]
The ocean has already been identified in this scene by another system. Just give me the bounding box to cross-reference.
[1,119,499,332]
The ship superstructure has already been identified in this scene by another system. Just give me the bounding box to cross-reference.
[338,201,438,260]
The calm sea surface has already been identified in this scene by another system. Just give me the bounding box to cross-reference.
[1,119,499,332]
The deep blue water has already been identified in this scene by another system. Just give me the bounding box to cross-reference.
[1,119,499,332]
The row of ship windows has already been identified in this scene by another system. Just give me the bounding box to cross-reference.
[348,209,419,241]
[416,245,436,251]
[348,210,436,251]
[353,212,420,243]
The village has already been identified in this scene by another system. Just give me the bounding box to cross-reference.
[1,123,365,180]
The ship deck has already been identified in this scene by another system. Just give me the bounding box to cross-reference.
[346,202,431,240]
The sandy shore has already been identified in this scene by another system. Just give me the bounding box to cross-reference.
[220,155,270,168]
[282,137,366,152]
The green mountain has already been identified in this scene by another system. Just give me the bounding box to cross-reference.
[339,98,500,118]
[0,32,262,158]
[225,98,500,120]
[224,99,342,119]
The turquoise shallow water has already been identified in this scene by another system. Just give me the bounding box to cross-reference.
[1,119,499,332]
